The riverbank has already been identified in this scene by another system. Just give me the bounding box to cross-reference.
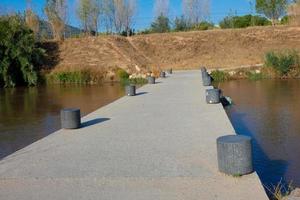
[210,49,300,82]
[0,71,268,200]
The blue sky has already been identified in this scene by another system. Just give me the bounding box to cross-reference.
[1,0,256,30]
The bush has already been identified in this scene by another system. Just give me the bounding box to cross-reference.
[219,14,271,29]
[47,70,91,84]
[193,21,214,30]
[117,68,129,81]
[129,77,148,85]
[246,71,266,80]
[0,15,44,87]
[210,70,231,82]
[265,50,300,76]
[281,15,290,24]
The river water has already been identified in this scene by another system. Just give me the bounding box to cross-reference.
[0,84,124,159]
[218,79,300,190]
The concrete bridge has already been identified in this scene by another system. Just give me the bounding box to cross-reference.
[0,71,268,200]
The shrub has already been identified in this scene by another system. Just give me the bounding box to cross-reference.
[117,68,129,81]
[265,50,300,76]
[246,71,266,80]
[47,70,91,84]
[129,77,148,85]
[0,15,44,87]
[219,14,271,29]
[193,21,214,30]
[281,15,290,24]
[210,70,231,82]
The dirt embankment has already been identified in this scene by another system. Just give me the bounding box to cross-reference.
[43,26,300,74]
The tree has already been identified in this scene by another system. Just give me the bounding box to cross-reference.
[288,0,300,25]
[0,15,44,87]
[102,0,115,33]
[256,0,288,25]
[113,0,136,35]
[123,0,136,36]
[150,14,170,33]
[154,0,169,17]
[44,0,67,40]
[174,15,191,31]
[25,1,40,38]
[90,0,101,34]
[183,0,211,24]
[77,0,92,33]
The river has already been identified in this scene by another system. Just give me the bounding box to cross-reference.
[0,84,125,159]
[218,79,300,191]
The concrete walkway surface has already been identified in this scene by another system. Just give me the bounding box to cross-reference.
[0,70,268,200]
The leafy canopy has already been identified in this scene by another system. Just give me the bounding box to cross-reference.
[150,14,171,33]
[256,0,288,23]
[0,15,44,87]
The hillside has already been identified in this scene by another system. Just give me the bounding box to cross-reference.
[44,26,300,75]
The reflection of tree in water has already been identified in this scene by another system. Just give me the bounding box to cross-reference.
[0,84,124,159]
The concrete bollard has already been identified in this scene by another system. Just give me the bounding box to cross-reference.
[200,67,207,73]
[202,75,211,86]
[217,135,253,176]
[126,85,136,96]
[160,71,166,78]
[167,69,173,74]
[148,76,155,84]
[202,71,209,79]
[61,108,81,129]
[206,89,221,104]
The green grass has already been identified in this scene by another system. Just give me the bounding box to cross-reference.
[45,69,104,84]
[246,71,266,81]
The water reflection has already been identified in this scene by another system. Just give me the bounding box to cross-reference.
[0,84,124,159]
[218,79,300,189]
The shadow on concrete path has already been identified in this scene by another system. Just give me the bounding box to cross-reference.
[81,118,110,128]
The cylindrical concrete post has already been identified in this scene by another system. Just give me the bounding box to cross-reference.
[202,75,211,86]
[206,89,221,104]
[200,67,207,73]
[202,71,209,79]
[126,85,136,96]
[61,108,81,129]
[160,71,166,78]
[148,76,155,84]
[217,135,253,176]
[167,69,173,74]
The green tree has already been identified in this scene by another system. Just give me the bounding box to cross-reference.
[0,15,44,87]
[256,0,288,25]
[150,14,170,33]
[174,15,191,31]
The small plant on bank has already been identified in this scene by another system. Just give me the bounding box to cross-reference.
[246,71,266,81]
[265,50,300,77]
[210,70,231,82]
[264,179,294,200]
[117,68,129,84]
